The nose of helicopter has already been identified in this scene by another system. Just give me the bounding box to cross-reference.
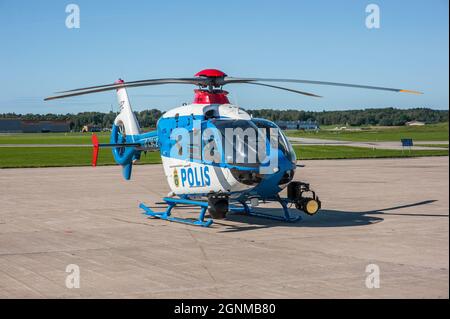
[248,148,296,198]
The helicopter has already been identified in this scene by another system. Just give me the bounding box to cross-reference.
[45,69,421,227]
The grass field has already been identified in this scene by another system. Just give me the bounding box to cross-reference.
[0,132,111,145]
[0,123,448,168]
[0,147,161,168]
[0,145,447,168]
[415,143,449,148]
[286,122,449,142]
[294,145,448,160]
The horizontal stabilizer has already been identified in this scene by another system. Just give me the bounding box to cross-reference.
[91,134,141,167]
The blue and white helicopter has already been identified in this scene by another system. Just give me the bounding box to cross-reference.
[45,69,421,227]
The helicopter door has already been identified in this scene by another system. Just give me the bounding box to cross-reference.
[201,121,231,190]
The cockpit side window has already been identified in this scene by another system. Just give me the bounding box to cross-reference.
[190,129,202,160]
[251,119,297,163]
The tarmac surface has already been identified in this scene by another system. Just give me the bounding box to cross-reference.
[0,157,448,298]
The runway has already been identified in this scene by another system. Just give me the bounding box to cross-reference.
[288,137,448,150]
[0,157,448,298]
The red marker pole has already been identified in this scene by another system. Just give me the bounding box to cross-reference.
[92,134,99,167]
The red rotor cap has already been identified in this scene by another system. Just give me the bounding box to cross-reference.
[195,69,227,77]
[193,89,230,104]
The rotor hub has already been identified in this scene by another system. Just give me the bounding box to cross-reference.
[193,89,230,104]
[193,69,229,103]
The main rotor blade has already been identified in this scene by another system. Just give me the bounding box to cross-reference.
[44,79,207,101]
[223,77,423,94]
[44,73,422,101]
[57,78,205,93]
[242,82,322,98]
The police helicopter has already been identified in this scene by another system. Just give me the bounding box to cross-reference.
[45,69,421,227]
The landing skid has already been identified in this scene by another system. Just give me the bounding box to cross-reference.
[140,197,213,227]
[140,196,301,228]
[230,197,302,223]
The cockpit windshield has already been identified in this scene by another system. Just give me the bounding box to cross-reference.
[207,119,261,167]
[203,118,296,168]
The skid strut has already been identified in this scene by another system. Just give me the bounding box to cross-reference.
[140,197,213,227]
[141,195,305,227]
[229,197,302,223]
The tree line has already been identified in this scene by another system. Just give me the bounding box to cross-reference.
[0,109,163,131]
[247,108,448,126]
[0,107,447,130]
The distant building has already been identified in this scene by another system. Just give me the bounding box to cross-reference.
[405,121,425,126]
[21,120,70,133]
[0,119,22,133]
[276,120,319,130]
[0,119,70,133]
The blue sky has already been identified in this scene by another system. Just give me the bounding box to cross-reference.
[0,0,448,114]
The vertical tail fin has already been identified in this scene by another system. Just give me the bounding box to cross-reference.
[114,79,140,136]
[90,79,146,180]
[111,79,141,180]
